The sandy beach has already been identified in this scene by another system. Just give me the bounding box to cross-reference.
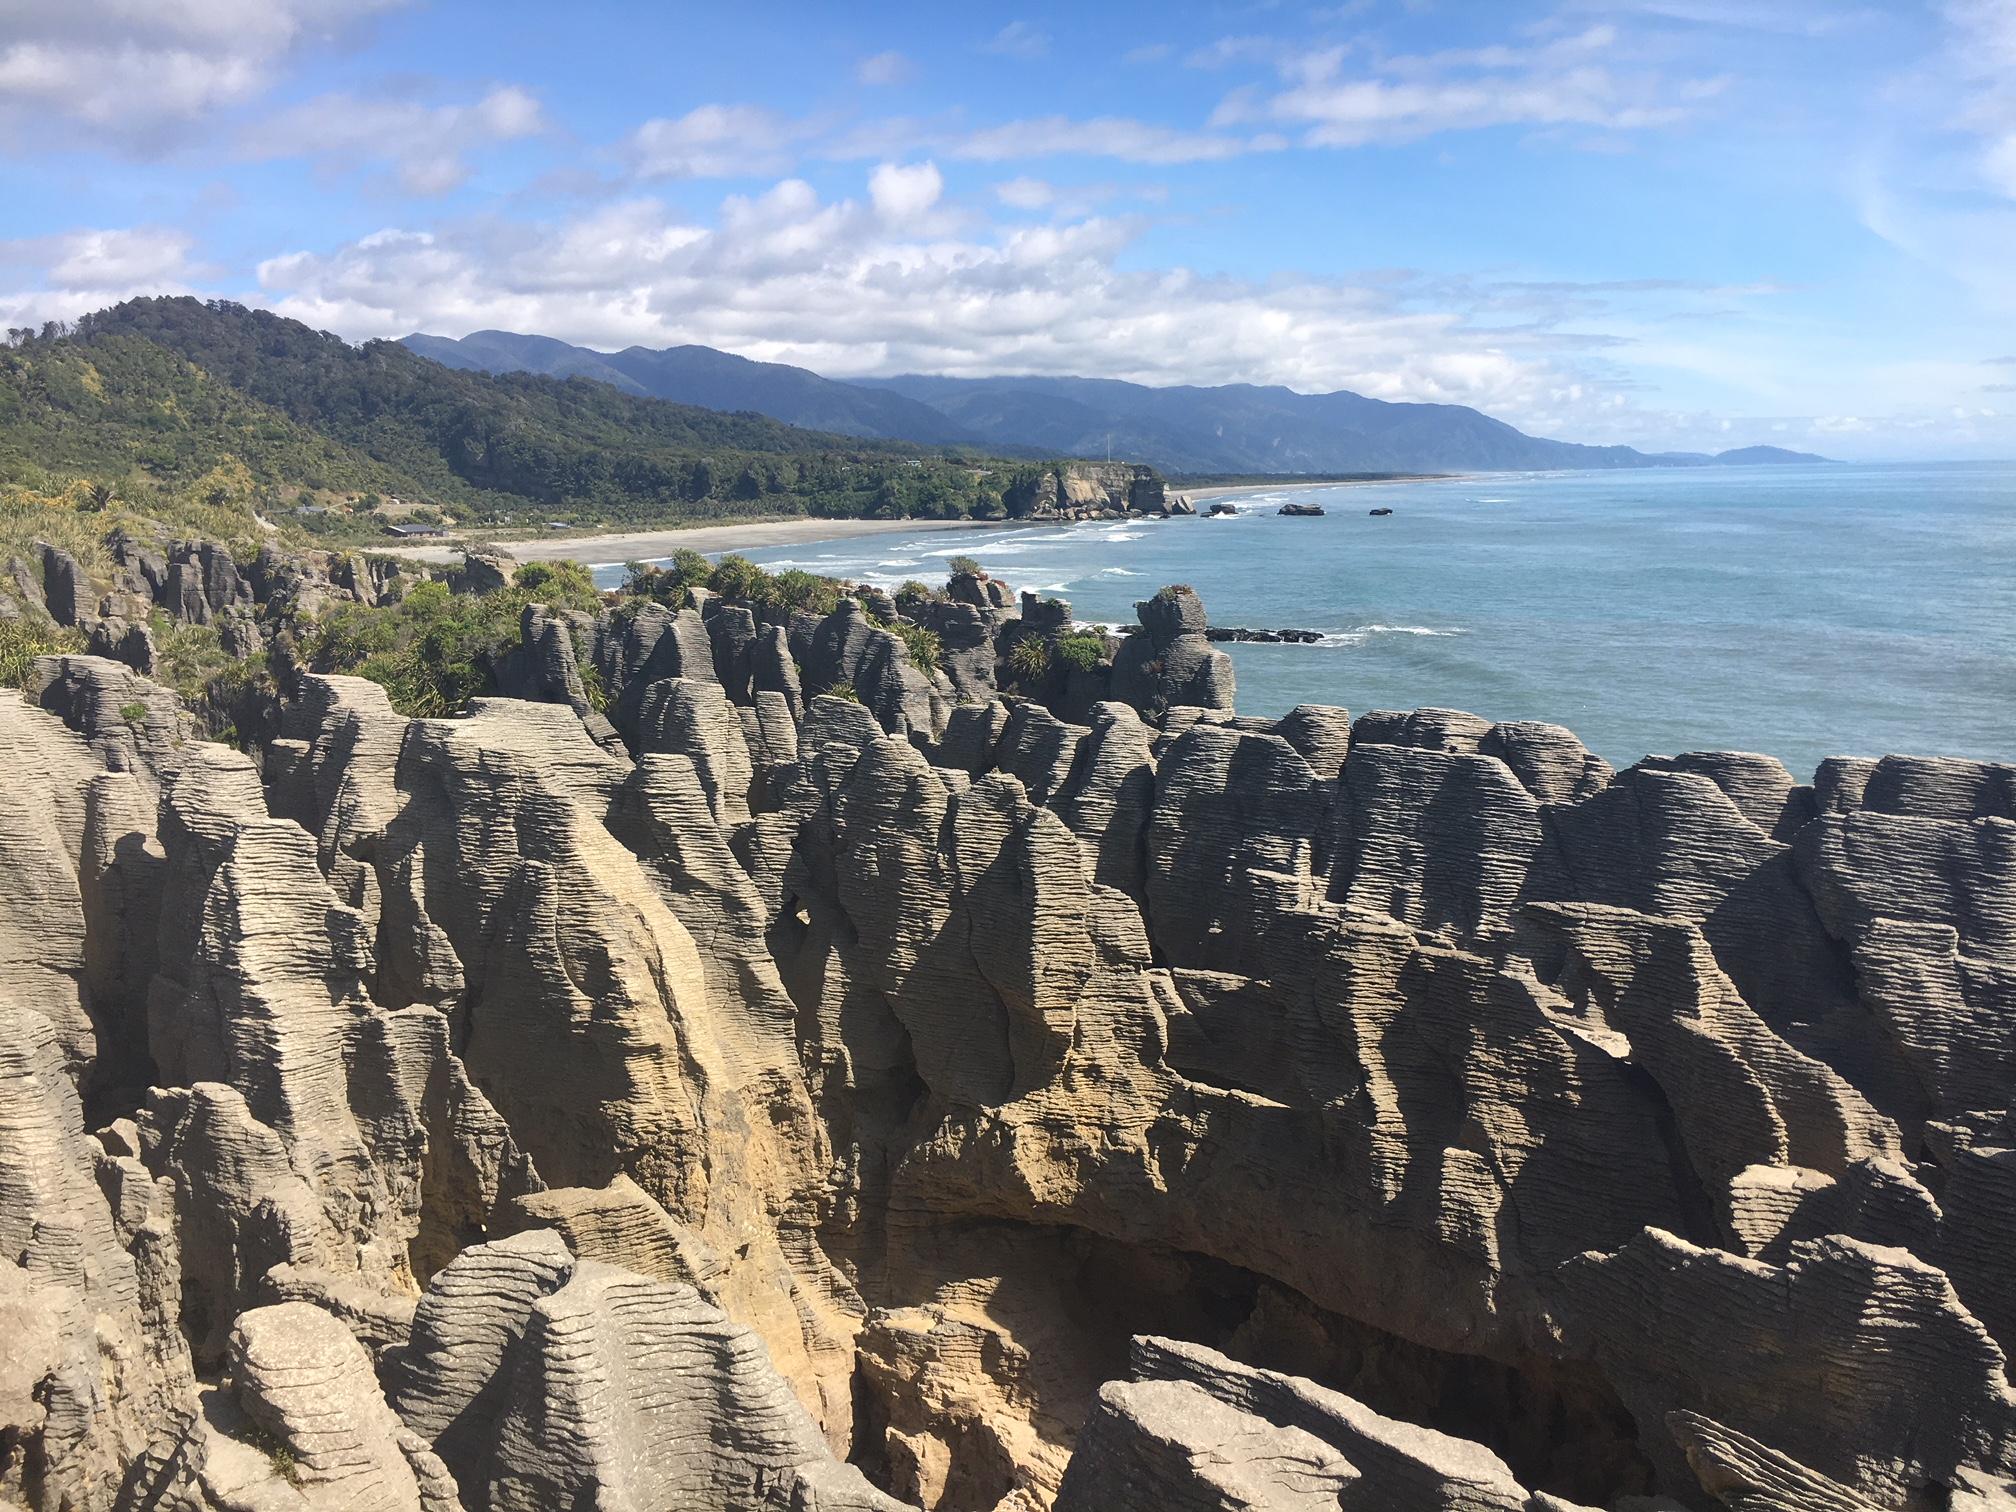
[376,477,1451,566]
[376,515,1003,567]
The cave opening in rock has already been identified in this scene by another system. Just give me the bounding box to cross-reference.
[845,1219,1657,1510]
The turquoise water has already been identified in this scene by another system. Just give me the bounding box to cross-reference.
[600,462,2016,777]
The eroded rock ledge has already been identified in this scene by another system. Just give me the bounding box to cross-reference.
[3,554,2014,1512]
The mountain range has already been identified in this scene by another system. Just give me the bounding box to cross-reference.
[404,328,1831,475]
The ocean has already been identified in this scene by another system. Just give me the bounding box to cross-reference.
[597,461,2016,778]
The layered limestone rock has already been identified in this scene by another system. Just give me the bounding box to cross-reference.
[390,1232,901,1511]
[304,691,861,1440]
[1108,585,1235,720]
[0,978,196,1510]
[3,569,2015,1512]
[1055,1337,1589,1512]
[230,1301,458,1511]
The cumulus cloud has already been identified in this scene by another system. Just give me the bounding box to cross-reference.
[0,226,198,288]
[238,168,1645,440]
[246,85,545,196]
[0,225,203,328]
[0,0,404,145]
[868,161,943,219]
[856,50,914,86]
[226,161,2000,455]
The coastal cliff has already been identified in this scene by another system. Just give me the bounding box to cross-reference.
[2,532,2013,1512]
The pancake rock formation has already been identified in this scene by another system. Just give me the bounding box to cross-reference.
[2,543,2014,1512]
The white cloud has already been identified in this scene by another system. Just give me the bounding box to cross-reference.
[994,176,1055,208]
[237,168,1650,441]
[0,225,204,330]
[0,0,404,144]
[1185,35,1301,71]
[984,22,1051,61]
[1215,21,1719,145]
[856,50,914,86]
[226,164,2015,458]
[1942,0,2016,198]
[629,104,812,179]
[1563,0,1877,36]
[3,174,1998,460]
[954,115,1274,164]
[868,161,943,220]
[0,227,199,289]
[246,85,545,195]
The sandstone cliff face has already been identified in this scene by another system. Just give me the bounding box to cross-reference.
[3,563,2014,1512]
[1003,464,1167,521]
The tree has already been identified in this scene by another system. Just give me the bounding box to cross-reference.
[667,548,711,587]
[707,554,766,601]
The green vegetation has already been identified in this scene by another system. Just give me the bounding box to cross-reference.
[0,615,83,689]
[817,680,861,702]
[705,554,767,602]
[894,580,939,605]
[623,552,843,616]
[1006,636,1050,681]
[1053,631,1106,673]
[947,555,982,576]
[0,329,401,513]
[303,560,602,718]
[239,1419,302,1488]
[149,619,236,700]
[306,579,520,718]
[892,620,942,674]
[0,461,275,577]
[509,558,600,606]
[0,300,1065,541]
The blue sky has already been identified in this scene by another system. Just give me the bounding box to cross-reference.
[2,1,2013,459]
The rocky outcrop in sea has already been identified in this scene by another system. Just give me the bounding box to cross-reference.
[1,536,2013,1512]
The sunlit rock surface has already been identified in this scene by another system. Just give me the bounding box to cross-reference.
[2,565,2013,1512]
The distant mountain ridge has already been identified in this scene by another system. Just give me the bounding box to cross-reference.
[403,328,1835,474]
[403,330,982,445]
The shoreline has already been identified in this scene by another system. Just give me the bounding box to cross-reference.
[377,474,1465,566]
[1178,475,1454,503]
[377,515,1003,567]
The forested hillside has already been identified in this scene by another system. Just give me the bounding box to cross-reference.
[0,328,402,499]
[0,299,1048,550]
